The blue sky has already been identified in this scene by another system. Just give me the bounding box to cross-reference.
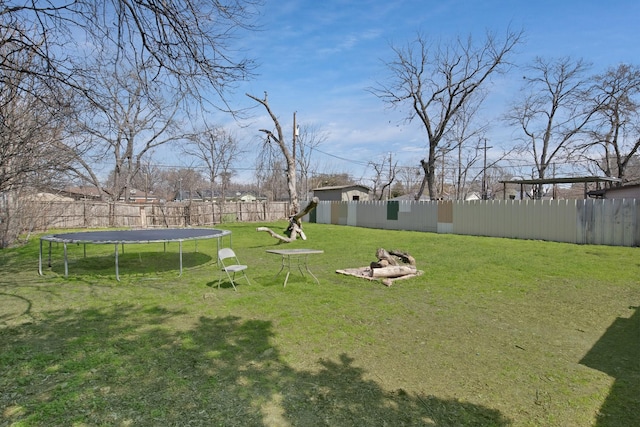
[189,0,640,183]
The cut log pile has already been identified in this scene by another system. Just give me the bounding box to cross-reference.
[336,248,423,287]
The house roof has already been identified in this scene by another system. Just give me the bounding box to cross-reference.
[64,186,102,197]
[313,184,371,192]
[587,183,640,198]
[390,194,431,201]
[499,176,622,185]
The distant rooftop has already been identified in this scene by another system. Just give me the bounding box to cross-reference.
[499,176,622,185]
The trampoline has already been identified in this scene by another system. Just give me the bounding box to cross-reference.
[39,228,231,280]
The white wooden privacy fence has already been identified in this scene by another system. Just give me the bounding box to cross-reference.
[305,199,640,247]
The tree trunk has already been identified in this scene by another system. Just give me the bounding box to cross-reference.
[257,197,318,243]
[292,197,318,222]
[256,226,295,243]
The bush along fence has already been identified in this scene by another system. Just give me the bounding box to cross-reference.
[303,199,640,247]
[21,200,291,230]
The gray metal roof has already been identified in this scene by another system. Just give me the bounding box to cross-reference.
[499,176,622,185]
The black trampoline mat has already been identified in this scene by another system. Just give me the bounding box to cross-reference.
[41,228,230,244]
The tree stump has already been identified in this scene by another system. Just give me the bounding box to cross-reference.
[257,197,319,243]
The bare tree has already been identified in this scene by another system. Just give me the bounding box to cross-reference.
[506,57,596,198]
[452,139,482,200]
[255,153,287,202]
[0,28,74,194]
[70,59,187,203]
[368,153,398,200]
[0,35,75,246]
[161,168,206,201]
[370,29,522,200]
[582,63,640,184]
[183,126,244,221]
[396,166,423,198]
[246,92,299,215]
[129,156,162,201]
[439,94,489,199]
[296,124,327,200]
[0,1,259,235]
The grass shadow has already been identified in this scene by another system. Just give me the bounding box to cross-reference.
[1,304,511,426]
[580,306,640,426]
[0,292,33,324]
[44,250,213,280]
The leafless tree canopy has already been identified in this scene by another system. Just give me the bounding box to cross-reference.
[368,153,398,200]
[0,34,78,246]
[0,36,73,194]
[66,59,188,202]
[582,64,640,183]
[1,1,260,244]
[506,57,597,196]
[183,125,244,219]
[1,0,260,109]
[370,28,523,200]
[295,124,327,199]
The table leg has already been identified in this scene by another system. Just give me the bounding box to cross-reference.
[269,252,321,287]
[303,255,320,284]
[38,240,43,275]
[114,243,120,281]
[63,242,68,277]
[179,240,183,276]
[273,255,292,287]
[296,255,306,277]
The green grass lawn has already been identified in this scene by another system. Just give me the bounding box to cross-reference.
[1,221,638,426]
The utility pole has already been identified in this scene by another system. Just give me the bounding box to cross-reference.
[482,138,493,200]
[292,111,298,163]
[552,163,557,199]
[388,152,393,200]
[293,111,300,199]
[440,149,445,199]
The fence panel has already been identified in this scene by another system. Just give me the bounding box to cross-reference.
[622,199,640,247]
[579,198,640,246]
[18,198,640,247]
[22,200,290,232]
[312,199,639,247]
[355,201,385,228]
[400,201,438,232]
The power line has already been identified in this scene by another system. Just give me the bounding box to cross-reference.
[312,147,371,167]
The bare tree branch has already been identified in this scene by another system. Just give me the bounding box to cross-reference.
[2,0,261,112]
[506,57,597,197]
[370,28,523,199]
[580,64,640,184]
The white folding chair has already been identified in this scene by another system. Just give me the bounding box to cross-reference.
[218,248,251,291]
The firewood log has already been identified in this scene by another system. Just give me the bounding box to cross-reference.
[375,248,398,266]
[369,265,417,278]
[388,250,416,266]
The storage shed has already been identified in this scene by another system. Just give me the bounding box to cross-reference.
[588,183,640,199]
[312,185,371,201]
